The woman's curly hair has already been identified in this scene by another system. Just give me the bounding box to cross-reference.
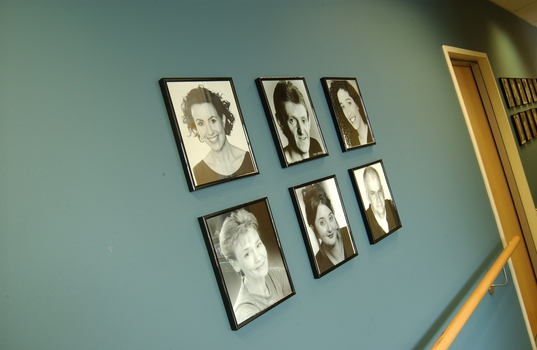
[181,86,235,141]
[329,80,364,145]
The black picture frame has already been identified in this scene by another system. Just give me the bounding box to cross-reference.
[198,197,295,330]
[516,78,528,105]
[500,78,515,108]
[521,111,533,141]
[529,78,537,102]
[528,78,537,102]
[349,160,402,244]
[526,110,537,138]
[289,175,358,278]
[531,109,537,131]
[159,77,259,191]
[255,77,328,168]
[522,79,534,104]
[509,78,522,106]
[512,113,527,145]
[320,77,376,151]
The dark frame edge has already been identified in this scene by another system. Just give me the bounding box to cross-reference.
[197,215,240,330]
[255,78,290,168]
[159,78,197,191]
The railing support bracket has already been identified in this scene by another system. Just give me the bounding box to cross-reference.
[488,266,508,295]
[431,236,521,350]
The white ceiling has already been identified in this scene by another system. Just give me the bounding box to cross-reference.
[489,0,537,26]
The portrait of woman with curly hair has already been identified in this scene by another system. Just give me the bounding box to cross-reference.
[322,78,375,151]
[160,79,258,190]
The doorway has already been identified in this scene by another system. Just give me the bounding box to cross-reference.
[443,46,537,340]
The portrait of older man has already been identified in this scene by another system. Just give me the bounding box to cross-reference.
[362,165,400,242]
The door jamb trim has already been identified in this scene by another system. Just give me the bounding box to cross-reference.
[443,45,537,346]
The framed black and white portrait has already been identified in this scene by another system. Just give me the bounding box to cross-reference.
[516,78,528,105]
[525,110,537,138]
[531,109,537,131]
[199,198,295,330]
[256,77,328,168]
[321,77,376,151]
[349,160,402,244]
[509,78,522,106]
[522,79,534,104]
[512,113,527,145]
[159,78,259,191]
[528,78,537,98]
[528,78,537,102]
[500,77,515,108]
[521,111,533,141]
[290,175,358,278]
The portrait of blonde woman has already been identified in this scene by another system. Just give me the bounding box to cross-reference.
[200,198,294,329]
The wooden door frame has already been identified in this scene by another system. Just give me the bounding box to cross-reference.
[443,45,537,344]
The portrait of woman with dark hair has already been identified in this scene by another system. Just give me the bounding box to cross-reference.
[181,86,255,185]
[160,78,258,191]
[291,176,357,277]
[322,78,375,150]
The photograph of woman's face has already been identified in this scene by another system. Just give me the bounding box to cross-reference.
[312,203,340,247]
[291,176,358,278]
[322,78,375,151]
[230,227,269,281]
[162,79,254,172]
[200,199,294,329]
[190,102,226,151]
[336,88,361,131]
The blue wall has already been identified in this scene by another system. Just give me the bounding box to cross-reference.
[1,0,535,349]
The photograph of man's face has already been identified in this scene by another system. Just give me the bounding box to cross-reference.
[364,167,386,219]
[351,161,401,244]
[256,78,327,167]
[281,101,311,155]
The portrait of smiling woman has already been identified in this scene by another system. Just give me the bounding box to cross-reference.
[322,77,376,151]
[160,78,258,191]
[291,176,358,278]
[199,198,295,329]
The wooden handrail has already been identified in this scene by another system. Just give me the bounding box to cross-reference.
[431,235,521,350]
